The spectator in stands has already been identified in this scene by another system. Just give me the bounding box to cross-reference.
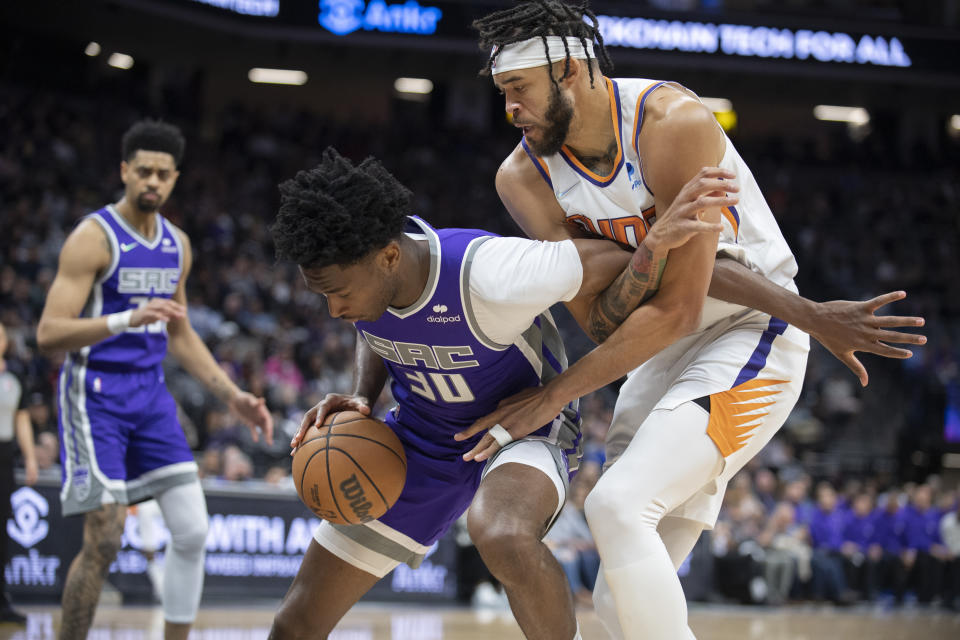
[220,445,254,483]
[808,483,855,604]
[871,491,908,602]
[940,498,960,610]
[753,468,779,515]
[34,431,59,471]
[756,502,808,605]
[902,484,950,604]
[842,493,877,599]
[782,476,817,526]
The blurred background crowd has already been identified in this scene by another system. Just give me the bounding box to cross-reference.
[1,0,959,612]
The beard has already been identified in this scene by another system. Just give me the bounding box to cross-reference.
[525,84,574,157]
[135,191,162,213]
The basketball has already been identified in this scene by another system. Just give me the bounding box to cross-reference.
[292,410,407,525]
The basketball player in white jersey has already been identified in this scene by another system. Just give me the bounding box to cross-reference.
[459,2,927,638]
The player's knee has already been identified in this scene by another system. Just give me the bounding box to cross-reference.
[583,476,621,529]
[169,513,208,554]
[83,511,125,564]
[89,532,123,566]
[584,475,660,537]
[468,516,541,583]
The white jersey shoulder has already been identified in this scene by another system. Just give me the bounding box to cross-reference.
[525,77,799,328]
[467,237,582,346]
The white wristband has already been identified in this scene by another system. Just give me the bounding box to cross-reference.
[488,424,514,447]
[106,309,134,335]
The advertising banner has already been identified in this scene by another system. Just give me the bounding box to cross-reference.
[5,483,457,603]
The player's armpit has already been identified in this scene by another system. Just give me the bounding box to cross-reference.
[496,143,583,242]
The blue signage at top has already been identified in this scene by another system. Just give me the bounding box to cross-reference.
[319,0,442,36]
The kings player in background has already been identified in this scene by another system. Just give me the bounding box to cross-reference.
[37,120,272,640]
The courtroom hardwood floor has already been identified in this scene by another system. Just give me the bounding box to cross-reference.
[1,603,958,639]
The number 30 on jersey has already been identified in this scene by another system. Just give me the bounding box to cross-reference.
[361,330,478,404]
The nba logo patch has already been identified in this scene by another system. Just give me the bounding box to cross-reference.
[93,377,102,393]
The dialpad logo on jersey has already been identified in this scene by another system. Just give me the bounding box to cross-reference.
[118,267,180,294]
[161,237,178,253]
[428,303,460,324]
[319,0,443,36]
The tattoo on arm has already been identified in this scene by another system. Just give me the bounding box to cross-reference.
[208,373,234,403]
[588,244,668,342]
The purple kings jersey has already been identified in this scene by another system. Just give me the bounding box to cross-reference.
[74,205,183,370]
[354,217,581,470]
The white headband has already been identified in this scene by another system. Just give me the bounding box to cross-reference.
[491,36,596,74]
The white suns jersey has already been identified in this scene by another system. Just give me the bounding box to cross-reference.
[524,77,799,330]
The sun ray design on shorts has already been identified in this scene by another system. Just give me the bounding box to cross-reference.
[704,378,788,457]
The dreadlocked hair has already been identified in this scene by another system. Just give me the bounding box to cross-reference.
[473,0,613,88]
[271,147,412,270]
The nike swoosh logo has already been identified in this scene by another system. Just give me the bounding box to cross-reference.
[120,242,138,252]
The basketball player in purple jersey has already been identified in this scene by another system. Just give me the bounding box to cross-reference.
[268,147,726,639]
[36,120,273,640]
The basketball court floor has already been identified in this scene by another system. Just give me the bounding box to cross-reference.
[2,603,958,639]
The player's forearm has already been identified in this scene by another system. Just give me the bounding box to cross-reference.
[351,338,388,406]
[36,316,116,353]
[709,259,818,332]
[586,239,669,343]
[168,327,240,404]
[14,410,36,466]
[545,300,692,407]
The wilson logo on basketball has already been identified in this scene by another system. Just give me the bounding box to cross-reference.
[339,474,374,522]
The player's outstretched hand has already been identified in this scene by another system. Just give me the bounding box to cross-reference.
[130,298,185,327]
[807,291,926,387]
[229,391,274,446]
[646,167,736,252]
[289,393,371,454]
[455,387,561,462]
